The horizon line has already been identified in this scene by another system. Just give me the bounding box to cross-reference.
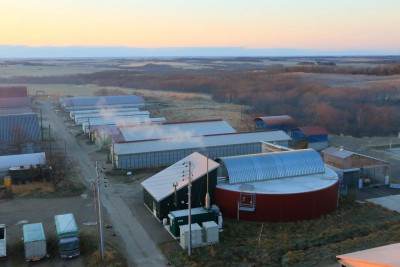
[1,45,399,58]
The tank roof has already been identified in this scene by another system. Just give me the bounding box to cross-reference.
[216,166,338,194]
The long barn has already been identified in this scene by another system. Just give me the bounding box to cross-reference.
[112,131,291,169]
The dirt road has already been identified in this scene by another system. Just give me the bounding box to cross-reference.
[39,100,168,267]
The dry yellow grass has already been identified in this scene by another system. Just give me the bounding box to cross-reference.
[12,182,55,197]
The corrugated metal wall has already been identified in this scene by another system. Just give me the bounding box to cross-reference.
[117,141,289,169]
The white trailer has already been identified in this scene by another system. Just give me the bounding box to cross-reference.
[0,224,6,259]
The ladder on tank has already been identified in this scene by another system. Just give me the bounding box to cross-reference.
[237,184,256,220]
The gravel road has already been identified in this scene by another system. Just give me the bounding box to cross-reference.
[39,100,168,267]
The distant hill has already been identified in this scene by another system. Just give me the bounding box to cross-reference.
[0,45,398,58]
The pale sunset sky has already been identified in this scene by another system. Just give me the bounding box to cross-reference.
[0,0,399,54]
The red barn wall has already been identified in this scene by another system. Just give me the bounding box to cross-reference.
[0,86,28,98]
[215,182,339,222]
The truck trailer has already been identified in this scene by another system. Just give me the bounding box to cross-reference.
[54,213,80,259]
[22,223,47,262]
[0,224,6,259]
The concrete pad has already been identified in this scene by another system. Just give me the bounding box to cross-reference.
[367,194,400,212]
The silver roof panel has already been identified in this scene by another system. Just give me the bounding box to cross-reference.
[218,149,325,184]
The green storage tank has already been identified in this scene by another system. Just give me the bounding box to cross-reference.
[168,207,216,237]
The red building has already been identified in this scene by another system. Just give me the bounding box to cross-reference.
[0,86,28,98]
[215,149,339,222]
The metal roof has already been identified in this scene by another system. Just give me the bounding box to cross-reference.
[337,243,400,267]
[254,115,296,126]
[0,86,28,98]
[82,117,166,133]
[217,149,325,184]
[141,152,220,202]
[22,223,46,243]
[0,113,41,142]
[0,97,31,108]
[114,131,291,155]
[61,95,145,107]
[0,109,32,115]
[322,147,354,158]
[70,107,139,118]
[296,126,328,135]
[0,152,46,171]
[75,111,150,125]
[119,120,236,142]
[216,167,338,194]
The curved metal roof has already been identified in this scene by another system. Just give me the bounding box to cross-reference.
[217,149,325,184]
[254,115,296,126]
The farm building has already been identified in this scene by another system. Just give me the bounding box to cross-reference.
[337,242,400,267]
[0,97,31,109]
[118,119,236,142]
[89,125,121,149]
[292,126,329,151]
[215,149,339,222]
[0,86,28,98]
[321,147,390,188]
[112,131,291,169]
[81,116,166,133]
[0,113,41,155]
[141,152,219,221]
[59,95,145,111]
[0,108,32,115]
[253,115,296,133]
[69,107,139,119]
[75,110,150,125]
[90,119,237,149]
[0,152,46,182]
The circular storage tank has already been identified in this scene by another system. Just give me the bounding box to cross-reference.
[215,167,339,222]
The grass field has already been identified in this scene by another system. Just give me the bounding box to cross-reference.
[160,195,400,266]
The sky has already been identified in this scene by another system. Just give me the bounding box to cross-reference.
[0,0,399,56]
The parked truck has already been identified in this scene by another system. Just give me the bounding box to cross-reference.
[54,213,80,259]
[0,224,6,259]
[22,223,47,262]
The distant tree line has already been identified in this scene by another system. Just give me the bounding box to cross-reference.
[1,67,399,137]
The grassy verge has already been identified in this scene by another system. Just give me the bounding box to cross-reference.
[160,195,400,266]
[80,231,128,267]
[11,178,86,198]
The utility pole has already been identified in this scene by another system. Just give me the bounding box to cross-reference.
[205,155,210,209]
[188,161,192,257]
[40,109,43,141]
[94,161,105,260]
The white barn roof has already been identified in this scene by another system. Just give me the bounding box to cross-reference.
[0,152,46,171]
[82,117,166,133]
[119,119,236,142]
[141,152,219,202]
[75,111,150,125]
[60,95,144,107]
[114,131,291,155]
